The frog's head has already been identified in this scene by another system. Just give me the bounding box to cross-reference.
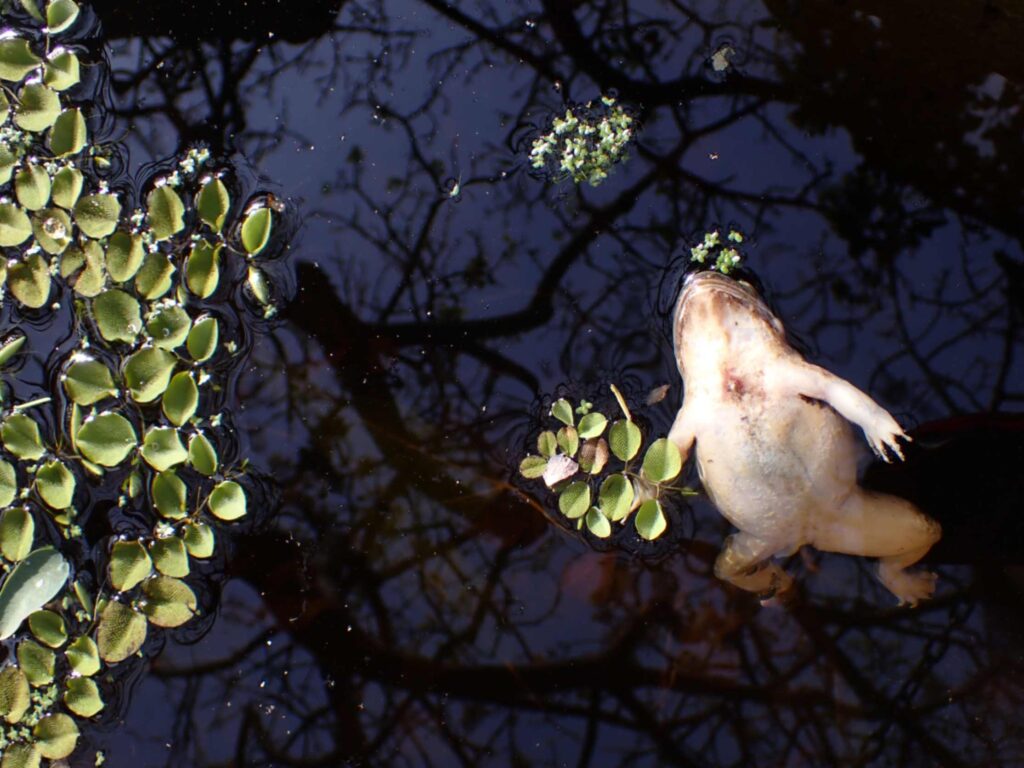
[672,271,786,377]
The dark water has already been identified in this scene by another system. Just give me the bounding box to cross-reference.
[72,1,1024,765]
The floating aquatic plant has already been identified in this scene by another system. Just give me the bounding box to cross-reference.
[689,228,746,275]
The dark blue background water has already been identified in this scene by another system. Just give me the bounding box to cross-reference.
[77,1,1024,765]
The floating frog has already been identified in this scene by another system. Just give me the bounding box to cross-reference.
[668,271,941,605]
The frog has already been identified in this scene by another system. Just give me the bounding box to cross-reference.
[667,270,941,605]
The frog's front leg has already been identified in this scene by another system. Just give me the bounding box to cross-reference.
[778,361,910,461]
[667,397,696,462]
[714,531,794,603]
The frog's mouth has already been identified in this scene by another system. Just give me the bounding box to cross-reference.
[676,271,781,331]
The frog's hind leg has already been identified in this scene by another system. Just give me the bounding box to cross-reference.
[811,490,941,606]
[714,532,794,603]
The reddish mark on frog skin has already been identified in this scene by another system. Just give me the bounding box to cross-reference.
[724,369,746,397]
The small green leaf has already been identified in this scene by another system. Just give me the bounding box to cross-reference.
[186,315,219,362]
[27,610,66,648]
[14,165,50,210]
[0,547,69,640]
[247,265,270,304]
[183,522,215,559]
[0,461,16,508]
[240,206,272,254]
[0,39,41,82]
[599,473,634,522]
[140,426,187,472]
[152,471,187,519]
[0,144,18,186]
[0,90,7,124]
[0,204,32,247]
[162,371,199,426]
[34,460,75,509]
[185,239,221,298]
[64,356,117,405]
[69,239,105,296]
[141,576,197,628]
[608,419,642,462]
[75,411,137,467]
[0,509,33,562]
[147,185,185,241]
[556,425,579,457]
[146,305,191,350]
[43,49,79,91]
[0,335,25,367]
[124,347,177,403]
[585,507,612,538]
[50,166,83,208]
[209,480,246,521]
[550,398,574,427]
[65,635,100,676]
[2,413,45,461]
[537,430,557,458]
[105,230,144,281]
[16,640,54,686]
[63,677,103,718]
[518,455,547,479]
[31,208,72,253]
[108,540,152,592]
[151,536,189,577]
[557,481,590,520]
[92,289,142,343]
[46,0,80,33]
[1,743,41,768]
[14,83,60,132]
[0,666,30,724]
[187,432,217,476]
[635,499,668,540]
[641,438,683,484]
[96,599,147,663]
[49,107,87,156]
[72,579,94,618]
[74,193,121,238]
[33,712,79,760]
[577,412,608,439]
[134,251,175,299]
[197,177,230,233]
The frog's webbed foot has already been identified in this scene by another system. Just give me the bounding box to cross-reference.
[863,408,911,463]
[878,562,937,607]
[714,532,794,606]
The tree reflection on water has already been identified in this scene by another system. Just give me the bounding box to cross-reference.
[97,1,1024,766]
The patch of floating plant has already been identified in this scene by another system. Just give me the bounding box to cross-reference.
[519,385,696,542]
[689,228,747,275]
[0,1,289,762]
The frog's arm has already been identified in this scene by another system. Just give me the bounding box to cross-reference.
[780,361,910,461]
[667,397,696,462]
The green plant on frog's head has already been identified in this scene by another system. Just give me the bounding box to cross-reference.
[689,228,746,275]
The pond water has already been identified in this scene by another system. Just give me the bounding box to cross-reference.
[2,0,1024,766]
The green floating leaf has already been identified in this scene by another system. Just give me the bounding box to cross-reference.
[163,371,199,426]
[0,204,32,247]
[536,430,557,459]
[197,177,230,233]
[608,419,642,462]
[635,499,668,541]
[72,579,94,619]
[134,251,175,299]
[641,438,683,484]
[0,547,69,639]
[105,230,144,282]
[14,165,50,210]
[186,315,219,362]
[599,473,634,523]
[0,335,24,368]
[186,239,221,299]
[0,39,41,82]
[0,666,30,725]
[0,90,7,124]
[64,676,103,718]
[557,481,590,520]
[108,540,152,592]
[140,426,187,472]
[92,289,142,343]
[27,610,66,648]
[585,507,612,538]
[73,192,121,238]
[64,356,117,405]
[43,49,79,91]
[577,412,608,439]
[240,206,272,254]
[1,413,45,461]
[96,599,147,663]
[518,455,547,479]
[31,207,72,253]
[68,239,106,297]
[14,83,60,132]
[183,522,215,559]
[146,305,191,350]
[0,145,17,187]
[151,536,189,577]
[247,265,270,304]
[556,425,578,458]
[76,411,137,467]
[147,185,185,241]
[35,460,75,509]
[65,635,100,676]
[51,166,83,208]
[49,107,87,156]
[33,711,79,759]
[0,509,33,562]
[17,640,54,686]
[187,432,217,476]
[209,480,246,521]
[124,346,177,403]
[1,743,41,768]
[141,576,197,628]
[550,398,574,427]
[152,471,187,519]
[0,461,16,508]
[46,0,80,33]
[20,0,45,20]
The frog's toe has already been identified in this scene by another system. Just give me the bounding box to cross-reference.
[879,567,937,607]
